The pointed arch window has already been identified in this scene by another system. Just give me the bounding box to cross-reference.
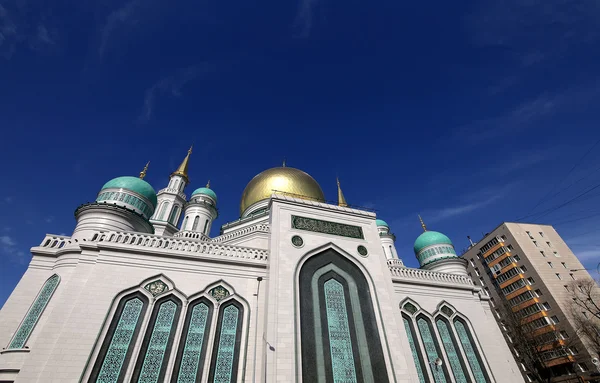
[416,316,449,383]
[88,292,149,383]
[435,318,469,383]
[168,206,180,226]
[454,319,489,383]
[182,216,189,231]
[202,220,209,235]
[208,300,244,383]
[192,216,200,231]
[158,203,170,221]
[8,274,60,349]
[171,298,214,383]
[131,296,182,382]
[403,315,427,383]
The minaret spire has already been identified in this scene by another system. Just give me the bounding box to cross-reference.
[206,180,211,188]
[282,158,286,167]
[139,161,150,180]
[418,215,427,232]
[171,145,192,182]
[337,177,348,207]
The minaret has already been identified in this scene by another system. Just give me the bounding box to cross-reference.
[179,181,218,239]
[376,219,403,264]
[413,215,468,275]
[337,177,348,207]
[150,147,192,236]
[72,163,157,239]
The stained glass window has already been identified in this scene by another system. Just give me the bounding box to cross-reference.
[417,317,447,383]
[436,319,467,383]
[9,274,60,349]
[136,300,178,382]
[454,320,488,383]
[403,317,426,383]
[95,297,145,383]
[210,304,242,383]
[174,302,211,383]
[324,279,357,383]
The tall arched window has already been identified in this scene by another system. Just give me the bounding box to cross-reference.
[88,292,149,383]
[171,298,214,383]
[202,220,209,235]
[8,274,60,349]
[454,319,489,383]
[131,295,182,382]
[168,205,180,226]
[158,203,170,221]
[435,317,469,383]
[182,216,189,231]
[207,300,244,383]
[192,216,200,231]
[403,315,427,383]
[299,249,389,382]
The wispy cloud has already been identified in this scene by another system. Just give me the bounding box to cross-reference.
[98,0,140,58]
[0,4,57,59]
[0,235,15,247]
[3,196,13,204]
[294,0,320,37]
[0,4,19,59]
[139,65,212,123]
[0,235,26,264]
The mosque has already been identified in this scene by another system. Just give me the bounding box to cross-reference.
[0,149,522,382]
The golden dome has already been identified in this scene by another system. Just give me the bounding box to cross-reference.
[240,167,325,215]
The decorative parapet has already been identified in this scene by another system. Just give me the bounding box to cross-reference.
[379,232,397,241]
[36,231,269,264]
[173,230,211,242]
[157,187,187,200]
[387,259,404,268]
[388,259,474,288]
[212,223,270,243]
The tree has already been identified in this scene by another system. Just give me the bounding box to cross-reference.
[567,278,600,360]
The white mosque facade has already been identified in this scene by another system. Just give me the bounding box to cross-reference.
[0,150,523,382]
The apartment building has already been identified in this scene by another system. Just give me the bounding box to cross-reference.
[462,222,599,382]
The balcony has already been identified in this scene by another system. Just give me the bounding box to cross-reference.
[544,355,575,368]
[483,242,504,258]
[494,263,518,279]
[521,311,547,325]
[532,324,556,337]
[538,340,565,352]
[500,274,525,289]
[505,285,532,300]
[512,297,539,312]
[487,252,511,267]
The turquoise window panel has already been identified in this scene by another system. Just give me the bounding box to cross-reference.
[324,279,357,383]
[9,274,60,349]
[436,319,468,383]
[97,298,144,383]
[417,318,447,383]
[403,318,426,383]
[455,321,487,383]
[137,300,178,382]
[176,303,210,383]
[213,305,239,383]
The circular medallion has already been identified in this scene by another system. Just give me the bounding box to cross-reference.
[357,245,368,256]
[291,235,304,247]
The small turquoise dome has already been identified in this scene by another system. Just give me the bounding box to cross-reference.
[375,219,389,228]
[413,231,453,254]
[192,187,217,202]
[101,176,157,207]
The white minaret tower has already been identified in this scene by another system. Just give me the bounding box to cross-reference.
[177,181,218,240]
[376,219,403,264]
[150,147,192,236]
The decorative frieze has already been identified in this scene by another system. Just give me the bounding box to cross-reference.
[291,215,364,239]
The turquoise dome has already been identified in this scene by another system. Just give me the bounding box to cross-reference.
[101,176,158,207]
[192,187,217,202]
[375,219,389,228]
[413,231,453,254]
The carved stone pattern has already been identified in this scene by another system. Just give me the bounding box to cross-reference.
[213,305,239,383]
[291,235,304,247]
[454,321,487,383]
[436,319,467,383]
[324,279,358,383]
[97,298,144,383]
[144,280,168,296]
[210,286,230,302]
[138,300,177,382]
[291,215,364,239]
[9,274,60,349]
[417,318,447,383]
[404,302,418,314]
[441,306,454,317]
[357,246,368,256]
[177,303,210,383]
[403,318,426,383]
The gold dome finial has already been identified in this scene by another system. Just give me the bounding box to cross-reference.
[206,180,211,188]
[418,215,427,232]
[139,161,150,180]
[171,146,192,183]
[337,177,348,207]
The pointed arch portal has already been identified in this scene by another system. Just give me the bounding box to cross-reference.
[299,249,389,383]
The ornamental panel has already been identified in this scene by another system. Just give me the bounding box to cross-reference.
[436,319,467,383]
[454,321,488,383]
[403,318,426,383]
[209,286,230,302]
[9,274,60,349]
[176,303,210,383]
[291,215,364,239]
[417,318,447,383]
[144,280,168,296]
[213,305,239,383]
[324,279,357,383]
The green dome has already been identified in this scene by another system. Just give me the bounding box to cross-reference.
[101,176,157,207]
[192,187,217,202]
[413,231,453,254]
[375,219,389,228]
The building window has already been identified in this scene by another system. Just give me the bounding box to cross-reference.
[403,317,428,383]
[435,318,469,382]
[527,277,535,285]
[474,268,480,276]
[541,302,551,310]
[555,273,562,280]
[479,277,485,286]
[559,331,569,339]
[417,317,449,382]
[203,219,209,235]
[182,216,188,230]
[192,216,200,231]
[564,285,569,291]
[520,266,527,272]
[8,274,60,349]
[168,205,180,226]
[207,301,244,383]
[570,273,576,280]
[540,251,546,257]
[454,319,489,382]
[561,262,567,269]
[533,241,538,247]
[577,363,589,372]
[158,202,170,221]
[507,244,514,251]
[546,241,551,247]
[469,259,475,267]
[582,311,589,318]
[553,251,560,257]
[550,315,560,324]
[534,289,542,297]
[526,231,533,239]
[547,262,554,268]
[539,232,544,238]
[514,254,521,261]
[578,285,584,293]
[568,347,578,355]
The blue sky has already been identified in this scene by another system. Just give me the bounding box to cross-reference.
[1,0,600,306]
